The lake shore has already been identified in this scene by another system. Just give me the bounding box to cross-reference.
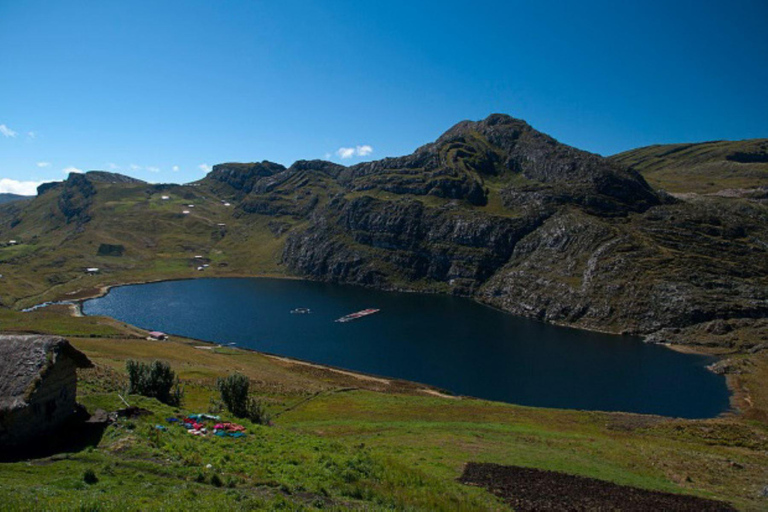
[73,274,737,419]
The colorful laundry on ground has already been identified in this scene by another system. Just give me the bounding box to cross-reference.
[164,414,247,438]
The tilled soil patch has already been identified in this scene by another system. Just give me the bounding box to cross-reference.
[459,462,736,511]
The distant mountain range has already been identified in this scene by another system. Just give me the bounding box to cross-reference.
[0,193,30,205]
[0,114,765,351]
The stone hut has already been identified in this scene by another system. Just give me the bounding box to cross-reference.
[0,335,93,448]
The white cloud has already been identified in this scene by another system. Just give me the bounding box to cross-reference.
[146,166,160,173]
[129,164,141,171]
[63,166,83,175]
[336,147,355,159]
[27,131,36,139]
[0,124,17,138]
[198,163,211,173]
[323,153,332,160]
[336,145,374,159]
[0,178,42,195]
[172,165,179,172]
[108,163,119,170]
[36,161,51,168]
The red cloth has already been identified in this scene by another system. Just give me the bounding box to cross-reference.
[218,422,246,432]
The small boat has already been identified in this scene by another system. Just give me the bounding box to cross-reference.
[290,308,312,314]
[335,308,380,323]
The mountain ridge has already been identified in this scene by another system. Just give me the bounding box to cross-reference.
[0,193,30,205]
[609,138,768,194]
[0,114,766,352]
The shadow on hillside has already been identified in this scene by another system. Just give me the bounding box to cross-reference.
[0,407,109,463]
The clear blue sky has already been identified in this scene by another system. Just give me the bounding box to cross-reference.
[1,0,767,194]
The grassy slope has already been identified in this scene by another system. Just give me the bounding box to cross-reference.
[1,308,767,510]
[0,182,294,309]
[610,139,768,194]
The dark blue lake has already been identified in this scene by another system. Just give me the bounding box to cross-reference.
[82,277,730,418]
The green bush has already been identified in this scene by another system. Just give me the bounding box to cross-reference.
[125,359,184,406]
[216,373,270,425]
[245,396,270,425]
[217,373,249,417]
[83,469,98,485]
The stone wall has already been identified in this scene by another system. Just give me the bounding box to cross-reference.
[0,357,79,447]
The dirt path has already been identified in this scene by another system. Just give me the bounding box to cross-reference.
[265,355,391,385]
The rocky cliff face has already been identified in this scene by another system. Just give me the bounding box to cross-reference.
[199,114,767,346]
[3,113,762,349]
[57,173,96,224]
[283,195,550,294]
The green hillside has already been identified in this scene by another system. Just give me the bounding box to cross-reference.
[610,139,768,194]
[0,307,765,510]
[0,174,290,309]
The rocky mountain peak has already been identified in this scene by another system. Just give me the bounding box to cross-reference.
[287,160,346,177]
[436,113,532,146]
[84,171,146,184]
[207,161,287,194]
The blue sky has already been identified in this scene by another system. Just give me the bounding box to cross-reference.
[1,0,767,194]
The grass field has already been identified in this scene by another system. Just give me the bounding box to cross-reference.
[610,139,768,194]
[0,182,292,310]
[1,307,767,510]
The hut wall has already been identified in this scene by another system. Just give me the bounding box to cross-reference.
[0,356,79,446]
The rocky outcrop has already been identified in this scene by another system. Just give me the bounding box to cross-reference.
[84,171,146,184]
[284,195,550,294]
[58,173,96,224]
[207,161,287,195]
[478,197,768,335]
[278,116,768,341]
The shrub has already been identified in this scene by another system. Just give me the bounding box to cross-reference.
[208,397,225,415]
[217,373,249,417]
[83,469,98,485]
[216,373,270,425]
[125,359,184,406]
[245,396,271,425]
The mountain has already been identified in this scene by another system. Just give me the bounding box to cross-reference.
[610,139,768,194]
[0,193,30,205]
[0,114,766,350]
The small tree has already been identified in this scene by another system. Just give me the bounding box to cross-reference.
[216,373,270,425]
[216,373,249,417]
[245,395,270,425]
[126,360,184,406]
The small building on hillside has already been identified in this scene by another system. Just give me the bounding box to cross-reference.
[85,267,100,275]
[0,335,93,448]
[148,331,168,341]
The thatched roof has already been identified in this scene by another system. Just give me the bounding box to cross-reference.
[0,334,93,412]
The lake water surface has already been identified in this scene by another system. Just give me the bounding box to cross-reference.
[82,278,730,418]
